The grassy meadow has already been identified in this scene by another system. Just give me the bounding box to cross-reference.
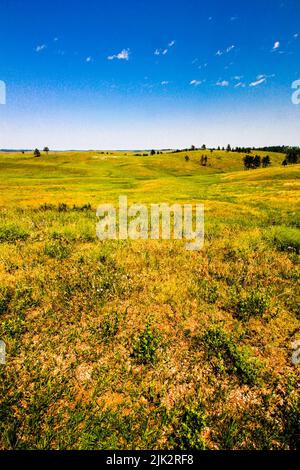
[0,148,299,449]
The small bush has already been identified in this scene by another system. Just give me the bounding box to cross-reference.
[132,324,161,365]
[171,403,206,450]
[13,286,39,313]
[1,316,25,339]
[203,327,261,385]
[232,290,269,321]
[44,241,71,260]
[192,279,219,304]
[0,286,13,316]
[0,225,29,243]
[268,226,300,254]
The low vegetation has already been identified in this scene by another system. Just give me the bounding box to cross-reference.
[0,148,299,449]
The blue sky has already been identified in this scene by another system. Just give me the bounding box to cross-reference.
[0,0,300,149]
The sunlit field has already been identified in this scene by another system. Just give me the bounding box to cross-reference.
[0,149,299,449]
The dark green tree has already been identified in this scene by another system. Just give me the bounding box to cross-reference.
[253,155,261,168]
[262,155,271,168]
[286,149,299,164]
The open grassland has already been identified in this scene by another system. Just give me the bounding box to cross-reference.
[0,149,299,449]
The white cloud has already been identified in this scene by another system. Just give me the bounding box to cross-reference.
[273,41,280,50]
[154,41,175,57]
[161,81,169,85]
[226,45,235,53]
[234,82,245,88]
[208,16,213,21]
[216,80,229,87]
[86,56,92,62]
[216,45,235,56]
[249,77,266,87]
[107,48,130,60]
[233,75,243,80]
[54,37,58,42]
[190,80,202,86]
[36,44,46,52]
[294,33,299,39]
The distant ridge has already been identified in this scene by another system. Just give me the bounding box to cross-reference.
[0,149,32,152]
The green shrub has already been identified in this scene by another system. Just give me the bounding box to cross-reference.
[268,226,300,254]
[197,279,219,304]
[1,316,25,338]
[203,327,261,385]
[13,286,39,313]
[0,287,13,316]
[232,290,269,321]
[0,225,29,243]
[132,324,161,365]
[171,403,206,450]
[44,241,71,260]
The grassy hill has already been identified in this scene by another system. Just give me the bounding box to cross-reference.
[0,149,299,449]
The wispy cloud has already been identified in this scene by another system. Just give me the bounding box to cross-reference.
[35,44,46,52]
[234,82,245,88]
[272,41,280,50]
[216,45,235,56]
[230,16,238,21]
[107,48,130,60]
[216,80,229,87]
[293,33,298,39]
[190,79,203,86]
[161,81,169,85]
[226,45,235,53]
[54,37,58,42]
[86,56,92,62]
[154,40,175,56]
[249,76,266,87]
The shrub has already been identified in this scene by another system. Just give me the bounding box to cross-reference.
[132,324,161,365]
[201,280,219,304]
[232,289,269,321]
[0,286,13,316]
[1,316,25,339]
[268,226,300,254]
[171,403,206,450]
[44,240,71,260]
[203,327,261,385]
[13,286,39,313]
[0,225,29,243]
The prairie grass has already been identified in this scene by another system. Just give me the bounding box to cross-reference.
[0,149,299,449]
